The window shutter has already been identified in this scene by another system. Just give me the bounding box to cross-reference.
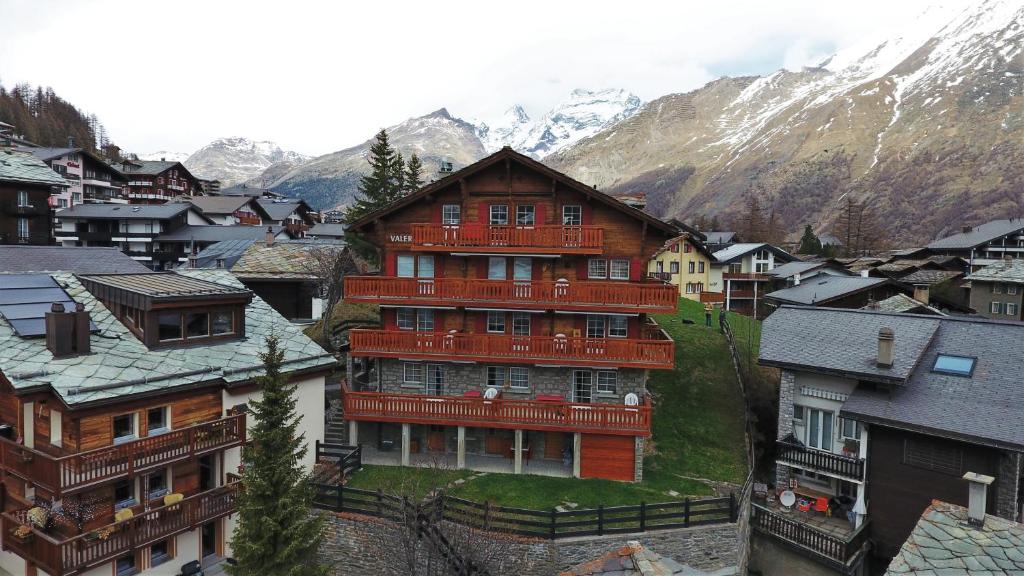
[577,258,589,280]
[628,317,640,339]
[384,253,397,276]
[476,257,489,279]
[536,204,546,226]
[629,258,642,281]
[431,203,442,224]
[475,311,487,333]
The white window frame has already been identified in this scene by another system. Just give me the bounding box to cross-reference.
[509,367,529,389]
[607,316,628,338]
[417,255,435,278]
[563,205,582,225]
[487,311,506,333]
[147,466,171,500]
[588,259,608,279]
[573,370,593,403]
[669,261,679,274]
[805,408,834,452]
[685,283,694,294]
[416,308,434,332]
[17,218,28,239]
[1008,284,1018,295]
[990,301,1002,315]
[396,255,415,278]
[426,364,444,395]
[586,316,605,339]
[442,204,461,225]
[17,190,29,207]
[112,413,138,445]
[489,204,509,225]
[147,406,170,436]
[698,261,705,273]
[512,312,530,336]
[515,205,535,226]
[596,371,617,395]
[403,362,424,384]
[1007,303,1018,316]
[486,366,506,388]
[993,283,1003,294]
[840,418,861,440]
[688,261,695,274]
[609,259,629,280]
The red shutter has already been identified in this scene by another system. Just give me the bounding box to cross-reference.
[475,311,487,333]
[577,258,589,281]
[536,204,546,226]
[384,253,397,276]
[531,313,544,336]
[382,309,396,329]
[582,204,593,225]
[431,203,442,224]
[627,317,640,339]
[476,257,489,279]
[435,256,445,279]
[532,259,543,281]
[629,258,642,281]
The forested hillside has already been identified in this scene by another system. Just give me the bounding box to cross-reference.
[0,83,110,150]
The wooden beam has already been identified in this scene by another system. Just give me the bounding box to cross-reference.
[505,158,512,196]
[460,179,468,200]
[641,221,648,243]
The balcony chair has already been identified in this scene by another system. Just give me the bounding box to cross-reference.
[114,508,134,523]
[813,497,831,517]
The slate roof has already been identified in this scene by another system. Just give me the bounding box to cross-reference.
[898,269,962,285]
[122,160,179,176]
[711,243,769,264]
[866,293,945,316]
[765,276,890,305]
[79,272,252,298]
[966,258,1024,284]
[0,246,150,274]
[0,269,335,406]
[560,542,732,576]
[55,203,197,220]
[0,149,69,186]
[703,232,736,245]
[765,260,849,280]
[231,243,343,280]
[884,500,1024,575]
[257,199,308,221]
[155,225,283,243]
[187,239,259,269]
[14,146,77,162]
[309,223,346,238]
[188,196,257,215]
[927,219,1024,250]
[760,306,941,384]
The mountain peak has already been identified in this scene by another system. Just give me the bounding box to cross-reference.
[427,108,453,120]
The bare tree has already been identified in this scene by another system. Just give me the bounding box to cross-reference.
[304,245,355,349]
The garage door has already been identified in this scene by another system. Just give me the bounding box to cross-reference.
[580,434,635,481]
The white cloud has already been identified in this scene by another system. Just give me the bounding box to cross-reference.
[0,0,938,156]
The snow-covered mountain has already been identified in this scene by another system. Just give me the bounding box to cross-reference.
[549,0,1024,245]
[137,150,190,163]
[477,89,643,158]
[183,137,309,186]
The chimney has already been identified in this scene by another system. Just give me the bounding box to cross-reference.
[187,254,198,269]
[962,225,973,234]
[913,284,930,304]
[265,226,275,247]
[45,303,75,358]
[215,258,226,269]
[73,302,90,355]
[861,270,870,278]
[794,272,801,286]
[962,472,994,527]
[877,327,894,368]
[161,157,166,162]
[1004,254,1013,269]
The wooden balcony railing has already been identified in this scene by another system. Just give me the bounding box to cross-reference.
[234,212,262,225]
[348,329,674,369]
[1,483,239,576]
[0,414,244,497]
[344,276,677,313]
[286,222,310,235]
[723,272,771,281]
[699,292,725,304]
[410,224,604,254]
[343,386,651,435]
[776,439,865,482]
[751,504,870,570]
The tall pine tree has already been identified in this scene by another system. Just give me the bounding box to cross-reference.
[228,336,325,576]
[344,129,405,223]
[404,153,424,195]
[391,151,406,199]
[797,224,823,255]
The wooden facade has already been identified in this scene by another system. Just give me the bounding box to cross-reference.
[345,148,677,481]
[0,181,52,245]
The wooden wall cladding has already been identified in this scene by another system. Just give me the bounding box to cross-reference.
[580,433,635,481]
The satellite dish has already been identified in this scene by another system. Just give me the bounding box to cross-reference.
[624,393,639,406]
[484,387,499,399]
[780,490,796,509]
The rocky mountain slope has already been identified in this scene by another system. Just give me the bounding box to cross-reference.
[138,150,190,163]
[548,0,1024,245]
[182,137,308,186]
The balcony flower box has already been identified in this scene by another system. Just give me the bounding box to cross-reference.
[11,524,33,544]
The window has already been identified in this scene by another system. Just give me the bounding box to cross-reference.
[656,261,664,273]
[805,408,833,451]
[840,418,861,440]
[509,367,529,389]
[610,259,629,280]
[513,257,532,281]
[698,261,705,273]
[990,302,1002,315]
[211,310,233,335]
[17,218,28,239]
[688,261,695,274]
[489,204,508,225]
[426,365,444,395]
[147,468,169,499]
[588,259,608,279]
[685,283,694,294]
[793,405,805,421]
[516,205,535,226]
[993,283,1003,294]
[729,263,742,274]
[596,371,617,394]
[416,309,434,331]
[487,311,505,333]
[487,366,506,387]
[417,255,435,278]
[403,362,423,384]
[488,257,507,280]
[512,312,530,336]
[1008,284,1018,295]
[113,414,136,444]
[147,407,169,435]
[17,190,29,207]
[1008,303,1018,316]
[397,255,415,278]
[442,204,461,225]
[573,370,592,403]
[586,316,605,338]
[932,354,976,377]
[563,205,582,225]
[158,312,182,341]
[114,479,136,509]
[186,312,209,338]
[150,540,171,567]
[670,243,679,253]
[684,243,693,254]
[115,554,135,576]
[903,437,963,475]
[669,262,679,274]
[397,308,415,330]
[608,316,628,338]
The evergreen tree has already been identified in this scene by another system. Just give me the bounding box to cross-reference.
[391,151,406,198]
[404,153,424,194]
[797,224,823,255]
[228,336,325,576]
[344,129,405,222]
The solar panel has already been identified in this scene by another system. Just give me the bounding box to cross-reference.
[0,275,97,338]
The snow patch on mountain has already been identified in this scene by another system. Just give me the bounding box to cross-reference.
[183,137,310,186]
[138,150,190,162]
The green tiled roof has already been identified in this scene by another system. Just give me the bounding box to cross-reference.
[0,149,69,186]
[0,269,335,406]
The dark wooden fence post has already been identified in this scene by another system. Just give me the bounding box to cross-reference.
[597,505,604,536]
[550,508,557,539]
[484,501,491,531]
[639,501,646,531]
[684,497,691,527]
[377,488,383,517]
[337,484,344,512]
[729,492,737,522]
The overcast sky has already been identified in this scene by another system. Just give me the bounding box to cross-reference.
[0,0,939,156]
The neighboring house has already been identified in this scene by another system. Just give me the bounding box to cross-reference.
[0,245,150,274]
[187,196,269,226]
[256,198,317,236]
[710,243,795,316]
[647,233,715,301]
[197,178,221,195]
[342,147,679,482]
[862,293,945,316]
[765,275,909,311]
[965,256,1024,321]
[114,158,202,204]
[155,225,291,268]
[0,269,333,576]
[925,219,1024,270]
[308,222,346,241]
[54,203,214,270]
[217,184,287,200]
[756,306,1024,573]
[322,209,345,224]
[16,145,127,207]
[703,231,738,252]
[0,149,65,245]
[765,259,852,288]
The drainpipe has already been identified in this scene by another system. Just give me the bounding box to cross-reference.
[726,279,732,311]
[853,424,869,529]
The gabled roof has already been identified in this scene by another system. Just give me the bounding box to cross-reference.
[703,231,736,245]
[188,195,268,217]
[256,198,313,221]
[865,293,946,316]
[232,242,345,280]
[346,147,678,236]
[965,258,1024,284]
[155,225,287,243]
[765,260,850,280]
[309,223,346,238]
[898,269,963,285]
[14,146,77,162]
[926,219,1024,250]
[121,160,183,176]
[651,233,715,260]
[0,246,150,274]
[186,239,259,269]
[765,276,893,305]
[55,203,207,221]
[711,243,794,265]
[0,149,69,186]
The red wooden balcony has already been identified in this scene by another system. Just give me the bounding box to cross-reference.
[233,212,262,225]
[344,276,677,313]
[0,414,244,498]
[699,291,725,304]
[343,385,651,435]
[348,329,674,369]
[410,224,604,254]
[1,483,239,576]
[723,272,771,281]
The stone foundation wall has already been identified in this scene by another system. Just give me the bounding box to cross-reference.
[774,370,796,488]
[318,512,741,576]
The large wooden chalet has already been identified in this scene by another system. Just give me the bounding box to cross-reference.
[342,148,679,482]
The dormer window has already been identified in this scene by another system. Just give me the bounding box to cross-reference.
[932,354,975,377]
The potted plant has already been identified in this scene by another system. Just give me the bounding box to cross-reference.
[11,524,32,543]
[842,439,860,457]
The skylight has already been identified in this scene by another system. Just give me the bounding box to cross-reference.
[932,354,975,377]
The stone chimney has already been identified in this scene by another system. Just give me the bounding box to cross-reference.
[962,471,994,527]
[45,303,75,358]
[1004,254,1013,269]
[913,284,930,304]
[265,226,275,247]
[73,302,90,355]
[861,270,870,278]
[794,272,801,286]
[877,327,894,368]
